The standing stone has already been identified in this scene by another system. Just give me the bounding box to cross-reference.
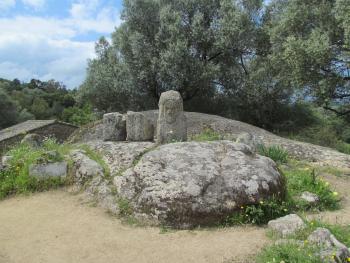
[103,112,126,141]
[126,111,154,141]
[156,90,187,144]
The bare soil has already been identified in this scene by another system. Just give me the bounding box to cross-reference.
[0,190,268,263]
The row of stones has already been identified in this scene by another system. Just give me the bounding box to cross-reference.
[103,90,187,144]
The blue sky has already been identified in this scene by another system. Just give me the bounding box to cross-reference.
[0,0,123,88]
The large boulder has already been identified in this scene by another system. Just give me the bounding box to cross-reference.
[126,111,154,141]
[156,90,187,144]
[103,112,126,141]
[114,141,285,228]
[236,132,263,152]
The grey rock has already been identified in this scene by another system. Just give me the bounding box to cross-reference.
[1,155,13,167]
[86,141,156,175]
[126,111,154,141]
[21,133,42,148]
[69,150,104,188]
[103,112,126,141]
[308,228,350,263]
[268,214,306,237]
[29,162,68,178]
[156,90,187,144]
[236,132,263,152]
[300,191,320,205]
[114,140,285,228]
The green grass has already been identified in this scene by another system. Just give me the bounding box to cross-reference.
[258,145,289,164]
[259,220,350,263]
[0,138,71,199]
[190,128,222,142]
[257,242,321,263]
[284,167,340,211]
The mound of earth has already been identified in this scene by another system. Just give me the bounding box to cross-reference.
[69,111,350,169]
[114,141,284,228]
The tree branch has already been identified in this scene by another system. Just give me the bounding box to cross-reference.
[323,106,350,116]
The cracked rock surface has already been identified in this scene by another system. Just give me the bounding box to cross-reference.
[114,141,285,228]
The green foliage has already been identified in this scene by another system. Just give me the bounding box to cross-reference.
[190,128,222,142]
[0,88,19,129]
[284,167,341,211]
[258,145,289,164]
[257,243,321,263]
[0,139,70,199]
[117,198,133,217]
[260,220,350,263]
[61,104,98,126]
[223,197,291,226]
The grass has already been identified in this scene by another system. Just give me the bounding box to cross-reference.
[259,219,350,263]
[258,144,289,164]
[190,127,222,142]
[0,138,71,199]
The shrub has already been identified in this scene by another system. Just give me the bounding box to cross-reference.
[0,139,70,199]
[223,197,291,226]
[61,104,98,126]
[258,145,289,164]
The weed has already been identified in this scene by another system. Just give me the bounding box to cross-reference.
[190,127,222,142]
[258,145,289,164]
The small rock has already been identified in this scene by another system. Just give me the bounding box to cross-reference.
[236,132,263,152]
[300,191,320,205]
[268,214,306,237]
[308,228,350,263]
[126,111,154,141]
[103,112,126,141]
[1,155,13,167]
[29,162,68,178]
[21,133,42,148]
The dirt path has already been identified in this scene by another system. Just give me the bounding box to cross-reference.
[307,173,350,225]
[0,190,268,263]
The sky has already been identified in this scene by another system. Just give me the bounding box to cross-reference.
[0,0,123,89]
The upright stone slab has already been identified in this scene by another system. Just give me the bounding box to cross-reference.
[29,162,68,178]
[126,111,154,141]
[103,112,126,141]
[156,90,187,144]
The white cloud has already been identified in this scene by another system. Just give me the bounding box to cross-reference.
[0,1,121,88]
[22,0,45,9]
[0,0,16,11]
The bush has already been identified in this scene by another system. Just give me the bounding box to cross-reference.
[61,104,98,126]
[258,145,289,164]
[0,138,70,199]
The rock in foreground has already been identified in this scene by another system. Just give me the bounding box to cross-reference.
[114,141,285,228]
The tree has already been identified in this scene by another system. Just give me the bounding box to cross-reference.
[265,0,350,116]
[0,89,19,129]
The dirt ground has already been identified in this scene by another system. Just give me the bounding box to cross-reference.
[0,190,268,263]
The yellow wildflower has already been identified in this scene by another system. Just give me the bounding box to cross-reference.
[333,192,339,196]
